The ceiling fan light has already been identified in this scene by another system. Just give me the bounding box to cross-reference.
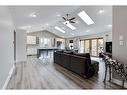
[63,21,76,30]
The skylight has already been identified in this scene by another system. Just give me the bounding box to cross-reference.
[78,11,94,25]
[63,21,76,30]
[55,26,66,33]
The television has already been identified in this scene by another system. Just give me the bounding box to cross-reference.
[69,40,73,43]
[106,42,112,53]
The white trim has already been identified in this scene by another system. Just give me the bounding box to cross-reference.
[2,64,15,89]
[112,78,127,88]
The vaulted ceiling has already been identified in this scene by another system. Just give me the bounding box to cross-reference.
[9,6,112,38]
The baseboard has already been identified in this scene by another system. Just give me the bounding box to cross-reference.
[112,78,127,88]
[2,64,15,89]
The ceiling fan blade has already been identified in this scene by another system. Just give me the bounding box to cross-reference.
[70,21,75,23]
[69,17,76,20]
[62,17,66,21]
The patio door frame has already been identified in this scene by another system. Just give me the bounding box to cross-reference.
[80,37,103,57]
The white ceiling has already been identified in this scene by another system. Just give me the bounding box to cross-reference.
[9,6,112,38]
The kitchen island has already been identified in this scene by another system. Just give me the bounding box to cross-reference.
[37,48,59,58]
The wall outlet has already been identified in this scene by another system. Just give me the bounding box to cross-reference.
[120,41,124,46]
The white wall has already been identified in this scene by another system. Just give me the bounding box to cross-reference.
[65,37,80,50]
[0,6,14,88]
[112,6,127,82]
[112,6,127,64]
[16,29,27,62]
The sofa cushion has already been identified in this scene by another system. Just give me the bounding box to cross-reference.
[61,53,71,69]
[56,50,64,53]
[70,55,86,76]
[63,51,74,54]
[54,52,61,65]
[74,52,91,59]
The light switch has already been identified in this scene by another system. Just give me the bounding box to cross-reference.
[119,35,123,41]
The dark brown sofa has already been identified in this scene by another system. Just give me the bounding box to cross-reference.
[54,50,99,78]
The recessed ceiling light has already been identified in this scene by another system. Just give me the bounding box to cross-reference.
[27,26,31,28]
[57,14,61,17]
[63,21,76,30]
[32,14,37,18]
[30,12,37,18]
[26,30,30,33]
[78,11,94,25]
[45,23,49,26]
[86,30,90,32]
[99,10,104,14]
[55,26,66,33]
[71,33,74,35]
[107,24,112,27]
[76,21,79,24]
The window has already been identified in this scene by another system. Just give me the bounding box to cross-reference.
[84,40,90,53]
[79,38,104,57]
[80,40,84,53]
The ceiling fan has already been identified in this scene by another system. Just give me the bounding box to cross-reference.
[62,14,76,24]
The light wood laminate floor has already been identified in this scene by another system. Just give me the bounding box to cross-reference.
[7,56,124,89]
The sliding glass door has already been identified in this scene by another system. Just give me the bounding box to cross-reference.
[91,39,97,56]
[80,38,103,57]
[98,38,104,56]
[84,40,90,53]
[80,40,85,53]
